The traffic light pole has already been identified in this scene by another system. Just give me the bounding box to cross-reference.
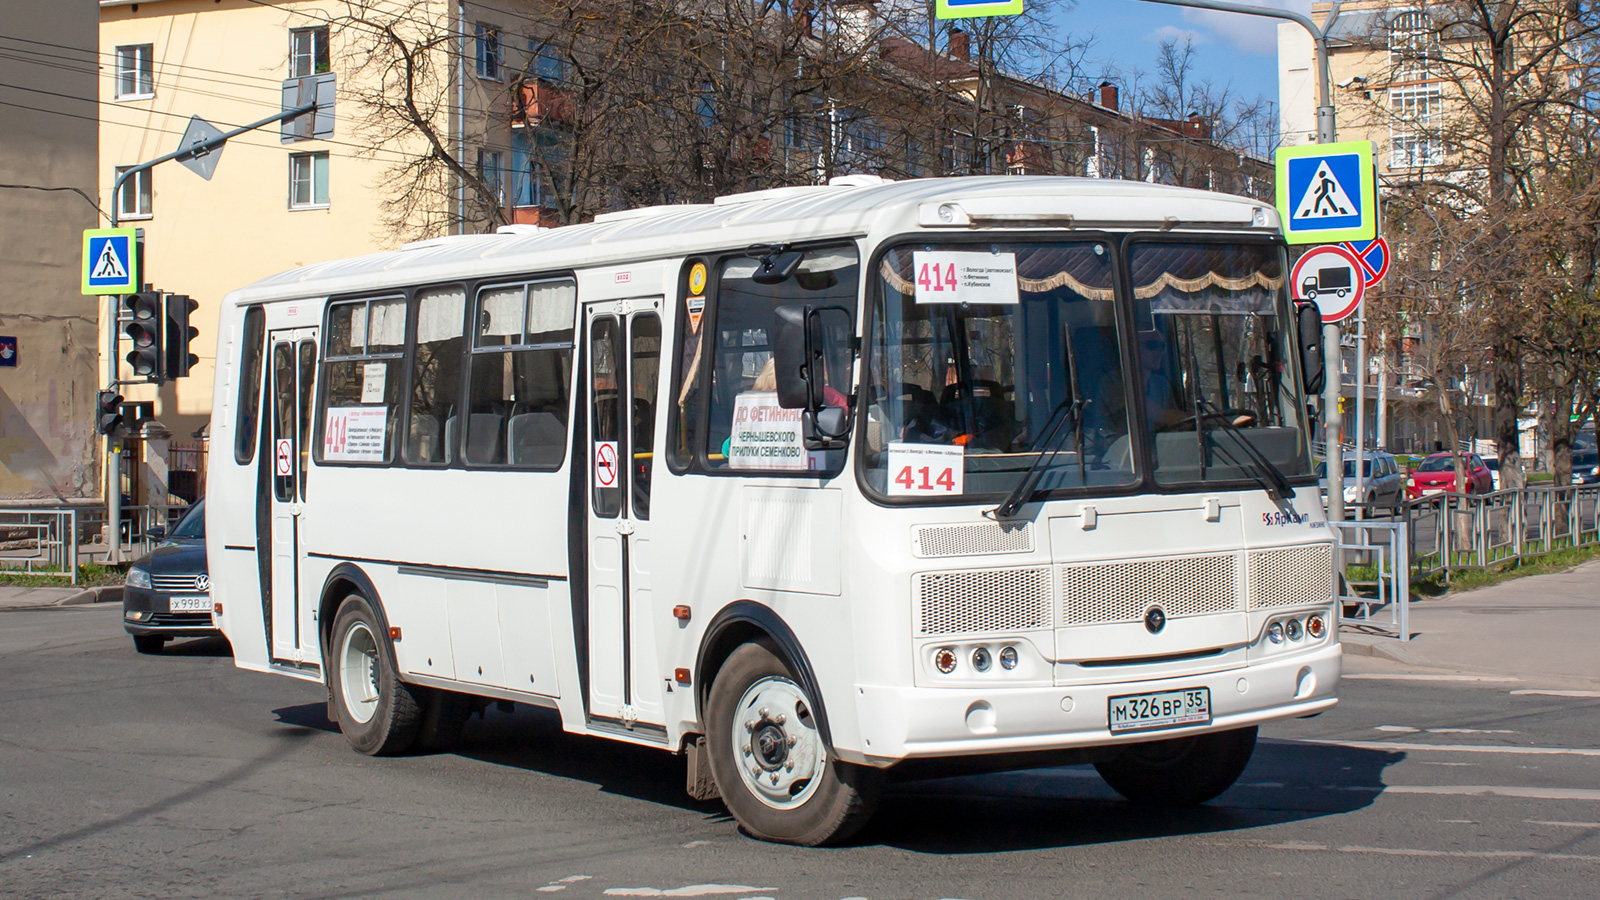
[101,101,316,564]
[1131,0,1348,549]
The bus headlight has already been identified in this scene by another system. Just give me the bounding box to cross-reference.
[1266,621,1284,644]
[1285,618,1304,641]
[999,646,1019,670]
[971,647,992,672]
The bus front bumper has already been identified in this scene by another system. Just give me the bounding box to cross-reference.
[849,642,1340,765]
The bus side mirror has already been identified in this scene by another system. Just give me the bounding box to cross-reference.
[772,305,813,410]
[1297,302,1325,395]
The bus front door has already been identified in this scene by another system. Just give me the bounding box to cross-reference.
[583,301,665,730]
[266,328,319,669]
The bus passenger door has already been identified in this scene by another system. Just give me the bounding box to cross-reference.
[267,327,318,668]
[583,300,665,729]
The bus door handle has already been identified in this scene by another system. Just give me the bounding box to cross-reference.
[615,519,635,535]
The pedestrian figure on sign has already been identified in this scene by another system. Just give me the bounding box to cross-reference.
[1312,171,1346,216]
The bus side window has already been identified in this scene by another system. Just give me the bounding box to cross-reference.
[466,279,575,469]
[317,295,406,465]
[405,286,466,465]
[234,306,266,465]
[667,259,708,473]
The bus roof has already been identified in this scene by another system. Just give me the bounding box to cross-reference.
[229,176,1280,305]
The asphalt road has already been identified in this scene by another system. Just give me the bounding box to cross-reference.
[3,606,1598,900]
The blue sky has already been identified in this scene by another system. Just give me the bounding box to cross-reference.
[1047,0,1311,113]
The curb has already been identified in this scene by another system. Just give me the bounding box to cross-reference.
[58,585,123,607]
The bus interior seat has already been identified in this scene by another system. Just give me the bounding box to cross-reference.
[466,413,505,465]
[406,414,443,463]
[508,411,566,467]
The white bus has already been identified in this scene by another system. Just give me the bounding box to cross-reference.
[207,176,1339,845]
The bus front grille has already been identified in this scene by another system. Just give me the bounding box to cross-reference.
[915,566,1052,636]
[913,522,1033,558]
[1247,544,1334,609]
[1060,554,1240,625]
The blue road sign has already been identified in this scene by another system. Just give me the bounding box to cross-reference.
[1274,141,1377,245]
[82,227,139,294]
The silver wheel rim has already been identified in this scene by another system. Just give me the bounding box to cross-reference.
[339,621,380,725]
[730,675,824,810]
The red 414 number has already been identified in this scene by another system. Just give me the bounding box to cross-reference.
[917,261,958,294]
[894,465,956,492]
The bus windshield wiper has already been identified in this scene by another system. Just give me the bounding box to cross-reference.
[1195,396,1293,501]
[988,325,1087,520]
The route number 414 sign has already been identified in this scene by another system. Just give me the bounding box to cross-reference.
[886,443,965,496]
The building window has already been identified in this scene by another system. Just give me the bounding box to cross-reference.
[1389,10,1439,81]
[115,166,152,219]
[289,26,330,78]
[512,129,562,209]
[529,41,566,82]
[115,44,154,99]
[475,24,501,81]
[1390,84,1443,167]
[477,148,505,208]
[289,152,330,208]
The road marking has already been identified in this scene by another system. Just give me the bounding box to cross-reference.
[604,888,778,898]
[1527,820,1600,828]
[1282,738,1600,758]
[1246,841,1600,863]
[1511,689,1600,699]
[1345,674,1522,683]
[1381,785,1600,801]
[1379,725,1518,734]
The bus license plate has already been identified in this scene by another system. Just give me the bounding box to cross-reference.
[1108,687,1211,734]
[169,596,210,612]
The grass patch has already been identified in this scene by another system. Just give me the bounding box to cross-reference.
[0,564,123,588]
[1348,542,1600,599]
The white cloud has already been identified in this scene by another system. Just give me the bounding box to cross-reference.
[1177,0,1313,58]
[1146,24,1206,46]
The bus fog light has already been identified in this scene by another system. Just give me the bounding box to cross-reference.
[1266,621,1284,644]
[933,647,957,674]
[998,646,1019,670]
[1285,618,1303,641]
[1307,614,1326,639]
[971,647,992,672]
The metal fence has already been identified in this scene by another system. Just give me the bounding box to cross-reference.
[0,508,80,582]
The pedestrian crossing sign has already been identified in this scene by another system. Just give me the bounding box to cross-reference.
[82,227,138,294]
[1274,141,1377,245]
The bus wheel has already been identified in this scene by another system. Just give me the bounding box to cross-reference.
[705,642,880,846]
[329,594,422,756]
[1094,726,1257,807]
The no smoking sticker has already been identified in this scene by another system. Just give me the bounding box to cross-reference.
[275,438,293,477]
[594,441,619,488]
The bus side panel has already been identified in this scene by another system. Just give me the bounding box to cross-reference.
[208,298,272,673]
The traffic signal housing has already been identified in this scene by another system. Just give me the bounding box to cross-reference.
[96,390,124,436]
[164,293,199,378]
[122,291,164,380]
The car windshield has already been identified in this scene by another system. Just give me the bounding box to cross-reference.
[862,240,1135,498]
[1416,456,1454,473]
[168,499,205,538]
[1129,241,1311,487]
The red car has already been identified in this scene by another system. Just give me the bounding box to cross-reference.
[1406,452,1495,498]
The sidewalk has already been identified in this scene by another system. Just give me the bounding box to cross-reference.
[1341,558,1600,684]
[0,584,122,611]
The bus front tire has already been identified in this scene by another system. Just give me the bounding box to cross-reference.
[705,641,880,846]
[1094,725,1257,807]
[329,594,422,756]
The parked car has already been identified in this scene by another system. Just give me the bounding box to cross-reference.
[1406,452,1495,499]
[122,499,216,654]
[1572,432,1599,484]
[1317,452,1406,510]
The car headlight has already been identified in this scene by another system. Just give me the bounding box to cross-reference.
[126,567,151,589]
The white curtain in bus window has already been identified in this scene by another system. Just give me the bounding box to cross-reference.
[467,280,575,469]
[320,295,406,464]
[405,286,466,465]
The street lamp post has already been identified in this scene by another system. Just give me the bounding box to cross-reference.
[1134,0,1349,528]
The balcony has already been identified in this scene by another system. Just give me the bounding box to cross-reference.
[512,80,573,128]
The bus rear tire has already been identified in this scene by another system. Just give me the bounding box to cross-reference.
[329,594,422,756]
[705,641,881,846]
[1094,725,1257,807]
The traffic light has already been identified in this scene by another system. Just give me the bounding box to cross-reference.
[164,293,199,378]
[122,291,164,380]
[96,390,124,436]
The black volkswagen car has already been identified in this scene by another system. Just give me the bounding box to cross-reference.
[122,499,217,654]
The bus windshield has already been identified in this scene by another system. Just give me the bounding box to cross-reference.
[861,238,1310,502]
[862,240,1136,499]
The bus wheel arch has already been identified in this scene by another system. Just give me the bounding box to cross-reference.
[317,563,390,669]
[694,601,832,750]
